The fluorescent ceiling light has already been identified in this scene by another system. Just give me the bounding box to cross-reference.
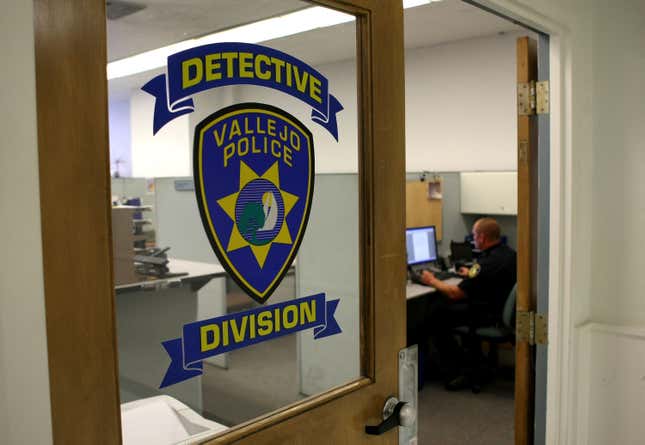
[403,0,432,7]
[107,1,432,80]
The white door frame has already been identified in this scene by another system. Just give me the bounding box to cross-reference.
[466,1,581,443]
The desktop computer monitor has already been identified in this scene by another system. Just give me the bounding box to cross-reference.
[406,225,438,266]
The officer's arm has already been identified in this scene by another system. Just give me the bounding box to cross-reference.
[421,271,466,300]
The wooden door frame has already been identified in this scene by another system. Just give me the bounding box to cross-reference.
[34,0,405,443]
[34,0,121,442]
[467,1,572,443]
[516,35,537,445]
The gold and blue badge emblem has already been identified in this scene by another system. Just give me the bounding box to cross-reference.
[468,263,481,279]
[194,103,314,303]
[145,44,345,388]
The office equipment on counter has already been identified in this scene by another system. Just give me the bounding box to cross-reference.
[134,247,187,279]
[407,225,460,284]
[450,240,475,269]
[450,240,473,261]
[112,205,153,285]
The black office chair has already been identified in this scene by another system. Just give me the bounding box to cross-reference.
[453,283,517,392]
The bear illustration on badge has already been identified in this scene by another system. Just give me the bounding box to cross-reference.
[194,103,314,304]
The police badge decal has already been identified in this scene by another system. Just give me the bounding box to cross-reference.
[194,103,314,304]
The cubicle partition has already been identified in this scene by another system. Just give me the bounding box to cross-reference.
[154,177,219,264]
[154,177,228,369]
[406,171,518,257]
[296,173,360,395]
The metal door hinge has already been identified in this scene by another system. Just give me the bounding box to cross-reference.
[518,80,549,116]
[516,311,548,345]
[517,81,534,115]
[536,81,549,114]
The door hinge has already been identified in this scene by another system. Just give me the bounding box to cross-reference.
[516,311,548,345]
[518,80,549,116]
[517,81,534,115]
[536,80,549,114]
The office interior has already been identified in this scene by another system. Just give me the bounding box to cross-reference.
[104,1,530,443]
[6,0,645,444]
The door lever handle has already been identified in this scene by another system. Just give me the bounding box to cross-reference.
[365,396,416,435]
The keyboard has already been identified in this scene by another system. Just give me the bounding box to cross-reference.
[409,269,426,285]
[433,270,460,280]
[409,269,459,285]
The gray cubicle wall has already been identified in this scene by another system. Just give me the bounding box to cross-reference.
[297,174,360,395]
[154,177,228,368]
[154,177,219,264]
[406,172,469,257]
[111,177,148,201]
[406,172,517,257]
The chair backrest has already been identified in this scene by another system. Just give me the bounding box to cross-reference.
[502,283,517,329]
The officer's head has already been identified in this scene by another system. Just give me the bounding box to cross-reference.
[472,218,501,250]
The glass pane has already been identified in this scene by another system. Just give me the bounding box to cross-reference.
[107,1,360,442]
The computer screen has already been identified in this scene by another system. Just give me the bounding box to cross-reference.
[450,240,473,262]
[406,225,438,266]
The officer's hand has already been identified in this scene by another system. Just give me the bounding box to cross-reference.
[421,270,435,285]
[457,267,470,277]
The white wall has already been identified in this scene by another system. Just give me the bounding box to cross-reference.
[405,33,519,172]
[130,89,191,177]
[575,3,645,442]
[490,0,645,443]
[576,324,645,445]
[223,60,360,173]
[109,99,132,177]
[590,0,645,325]
[0,1,53,443]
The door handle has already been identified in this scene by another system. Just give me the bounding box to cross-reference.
[365,396,416,435]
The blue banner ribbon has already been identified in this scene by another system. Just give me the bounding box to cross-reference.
[160,293,341,388]
[142,42,344,140]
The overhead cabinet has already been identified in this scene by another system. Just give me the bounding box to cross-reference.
[460,171,517,215]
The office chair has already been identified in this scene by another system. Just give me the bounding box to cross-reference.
[453,283,517,393]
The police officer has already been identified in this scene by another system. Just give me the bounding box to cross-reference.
[420,217,516,389]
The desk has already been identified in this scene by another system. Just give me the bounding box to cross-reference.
[405,278,462,346]
[407,282,437,299]
[406,277,462,300]
[115,258,226,294]
[116,259,226,413]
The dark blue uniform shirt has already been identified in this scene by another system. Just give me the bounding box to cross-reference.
[458,242,517,317]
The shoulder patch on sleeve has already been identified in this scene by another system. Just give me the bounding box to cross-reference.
[468,263,481,278]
